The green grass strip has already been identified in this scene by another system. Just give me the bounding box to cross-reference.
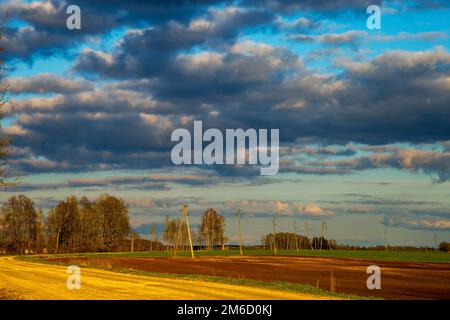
[35,249,450,263]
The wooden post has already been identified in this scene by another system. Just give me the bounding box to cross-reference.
[238,208,243,256]
[305,221,314,250]
[324,221,331,250]
[183,205,195,259]
[384,229,388,252]
[320,221,324,250]
[272,216,277,255]
[149,225,152,251]
[173,209,184,257]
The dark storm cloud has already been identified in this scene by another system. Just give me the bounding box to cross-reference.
[6,1,450,180]
[242,0,382,13]
[151,49,299,104]
[4,26,73,61]
[14,113,174,153]
[243,0,448,12]
[6,0,440,62]
[9,1,116,33]
[74,8,274,78]
[75,41,450,146]
[5,1,118,61]
[6,0,265,62]
[286,49,448,144]
[8,125,173,174]
[5,0,387,63]
[73,0,235,24]
[8,44,450,180]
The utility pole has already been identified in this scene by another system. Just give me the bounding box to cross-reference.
[131,233,134,253]
[272,216,277,255]
[305,221,314,250]
[149,225,152,251]
[384,229,388,252]
[237,208,243,256]
[293,221,299,252]
[149,223,156,251]
[324,221,332,250]
[434,234,438,250]
[174,205,195,259]
[183,205,195,259]
[173,209,184,257]
[320,221,325,250]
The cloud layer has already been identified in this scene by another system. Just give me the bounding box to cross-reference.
[2,0,450,242]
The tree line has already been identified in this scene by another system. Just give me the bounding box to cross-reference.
[0,195,230,254]
[261,232,337,250]
[1,193,342,254]
[11,193,440,254]
[0,194,131,253]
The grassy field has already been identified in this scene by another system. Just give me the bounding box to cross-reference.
[41,249,450,263]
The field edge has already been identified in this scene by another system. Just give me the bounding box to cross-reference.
[15,255,375,300]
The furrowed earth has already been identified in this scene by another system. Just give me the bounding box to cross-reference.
[49,254,450,300]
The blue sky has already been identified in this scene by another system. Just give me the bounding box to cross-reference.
[2,0,450,246]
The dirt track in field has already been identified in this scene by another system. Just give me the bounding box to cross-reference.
[0,256,328,300]
[52,255,450,300]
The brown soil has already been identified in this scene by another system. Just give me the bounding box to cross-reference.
[51,255,450,300]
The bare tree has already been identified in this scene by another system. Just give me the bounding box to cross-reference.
[79,196,103,252]
[46,196,80,253]
[200,208,225,250]
[149,222,156,251]
[0,3,12,188]
[35,208,45,253]
[95,194,130,251]
[0,195,38,253]
[163,216,177,250]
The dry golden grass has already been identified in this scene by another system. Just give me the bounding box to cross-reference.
[0,288,22,300]
[0,257,334,300]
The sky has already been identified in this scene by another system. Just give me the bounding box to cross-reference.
[1,0,450,246]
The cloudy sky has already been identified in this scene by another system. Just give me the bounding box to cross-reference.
[2,0,450,246]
